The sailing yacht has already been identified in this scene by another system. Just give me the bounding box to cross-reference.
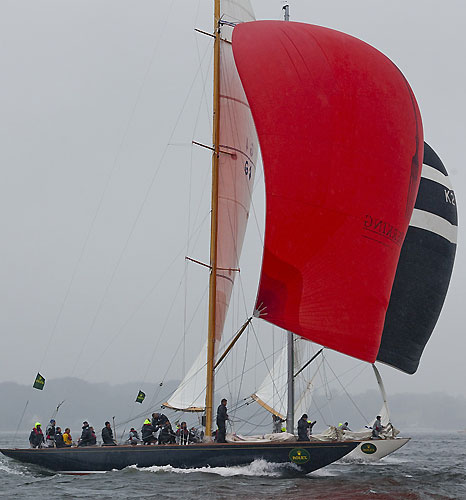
[1,1,439,474]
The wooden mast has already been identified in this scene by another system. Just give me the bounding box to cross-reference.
[205,0,221,440]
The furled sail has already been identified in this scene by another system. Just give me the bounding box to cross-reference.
[212,0,258,356]
[377,142,457,373]
[232,21,423,363]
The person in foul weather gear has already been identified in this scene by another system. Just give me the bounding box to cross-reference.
[141,419,157,445]
[89,427,97,445]
[102,421,116,445]
[176,422,195,445]
[127,428,140,445]
[151,412,169,430]
[189,426,201,443]
[45,419,56,448]
[216,398,229,443]
[272,414,285,433]
[307,419,317,437]
[297,414,316,441]
[55,427,65,448]
[63,428,73,446]
[29,422,45,448]
[78,421,93,446]
[338,422,351,431]
[158,422,176,444]
[372,415,383,439]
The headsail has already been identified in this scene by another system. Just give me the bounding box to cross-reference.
[163,343,207,411]
[233,21,423,363]
[377,142,457,373]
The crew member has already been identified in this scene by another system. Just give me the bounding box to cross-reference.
[29,422,44,448]
[78,421,93,447]
[273,414,285,433]
[45,419,56,448]
[372,415,383,439]
[216,398,228,443]
[142,419,157,445]
[63,428,73,446]
[158,422,176,444]
[102,421,116,445]
[176,422,194,445]
[127,427,140,445]
[189,426,202,443]
[339,422,351,431]
[55,427,65,448]
[297,414,316,441]
[89,427,97,445]
[151,412,169,430]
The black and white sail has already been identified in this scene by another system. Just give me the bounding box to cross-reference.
[377,142,458,374]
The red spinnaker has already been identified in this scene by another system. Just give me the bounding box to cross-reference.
[232,21,423,363]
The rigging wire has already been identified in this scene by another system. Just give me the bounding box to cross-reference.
[36,0,177,374]
[183,23,216,377]
[141,276,186,383]
[248,322,289,417]
[324,359,370,423]
[13,400,29,444]
[118,282,210,431]
[115,342,287,430]
[71,38,214,377]
[80,210,211,377]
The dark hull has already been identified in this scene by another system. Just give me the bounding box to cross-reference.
[1,441,358,474]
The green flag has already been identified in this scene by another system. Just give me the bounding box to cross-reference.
[33,373,45,390]
[135,390,145,404]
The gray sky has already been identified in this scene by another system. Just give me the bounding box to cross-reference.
[0,0,464,402]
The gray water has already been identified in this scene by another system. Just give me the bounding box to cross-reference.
[1,432,465,499]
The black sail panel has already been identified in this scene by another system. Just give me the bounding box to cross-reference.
[377,142,457,374]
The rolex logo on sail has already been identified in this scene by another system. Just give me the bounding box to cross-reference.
[363,215,404,245]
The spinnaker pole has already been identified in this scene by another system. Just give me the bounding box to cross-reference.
[372,364,391,423]
[205,0,221,441]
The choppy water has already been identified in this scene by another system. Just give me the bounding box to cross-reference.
[1,431,465,499]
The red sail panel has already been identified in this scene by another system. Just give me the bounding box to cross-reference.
[214,5,258,354]
[232,21,423,363]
